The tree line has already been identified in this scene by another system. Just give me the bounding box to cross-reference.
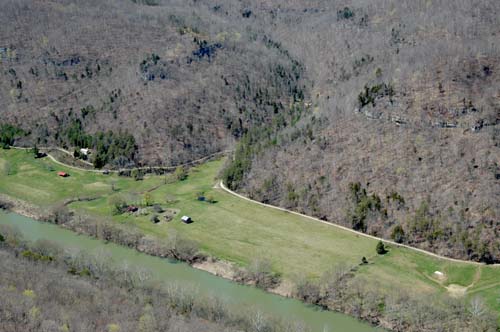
[61,118,137,168]
[0,123,26,149]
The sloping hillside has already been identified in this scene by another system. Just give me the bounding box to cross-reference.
[219,0,500,262]
[0,0,307,167]
[1,0,499,262]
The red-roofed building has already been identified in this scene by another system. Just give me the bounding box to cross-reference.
[57,171,69,177]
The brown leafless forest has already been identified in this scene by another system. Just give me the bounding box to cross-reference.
[1,0,499,261]
[0,236,298,332]
[221,0,500,263]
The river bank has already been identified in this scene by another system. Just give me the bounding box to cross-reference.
[1,149,498,331]
[3,194,490,332]
[0,209,383,332]
[0,192,292,299]
[0,194,392,330]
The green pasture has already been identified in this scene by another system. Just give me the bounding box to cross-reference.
[0,148,499,315]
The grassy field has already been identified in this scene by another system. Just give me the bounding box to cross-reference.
[0,148,499,315]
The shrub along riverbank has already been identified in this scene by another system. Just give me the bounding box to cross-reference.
[0,149,499,331]
[0,225,307,332]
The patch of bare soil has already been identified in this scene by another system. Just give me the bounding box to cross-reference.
[192,258,235,280]
[193,258,294,297]
[268,279,294,297]
[0,193,48,220]
[446,284,468,298]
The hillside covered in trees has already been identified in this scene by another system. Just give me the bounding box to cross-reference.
[222,0,500,263]
[0,229,304,332]
[0,0,307,167]
[1,0,499,262]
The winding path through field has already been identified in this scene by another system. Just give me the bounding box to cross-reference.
[218,181,500,267]
[11,146,230,174]
[9,145,499,267]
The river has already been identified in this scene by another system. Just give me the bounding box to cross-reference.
[0,210,382,332]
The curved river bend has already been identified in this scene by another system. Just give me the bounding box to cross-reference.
[0,211,382,332]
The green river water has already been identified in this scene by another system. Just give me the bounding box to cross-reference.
[0,210,382,332]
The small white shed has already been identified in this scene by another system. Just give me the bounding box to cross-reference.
[181,215,192,224]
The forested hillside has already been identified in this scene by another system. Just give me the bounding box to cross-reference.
[0,0,307,167]
[0,230,300,332]
[220,0,500,262]
[0,249,229,332]
[1,0,499,262]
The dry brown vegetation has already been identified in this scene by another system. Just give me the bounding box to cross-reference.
[0,0,306,166]
[1,0,499,262]
[222,0,500,263]
[0,233,304,332]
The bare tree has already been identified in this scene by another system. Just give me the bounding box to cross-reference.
[469,296,486,317]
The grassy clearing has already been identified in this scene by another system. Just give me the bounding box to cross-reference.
[0,148,499,315]
[0,149,158,206]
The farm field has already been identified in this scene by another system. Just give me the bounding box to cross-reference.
[0,148,499,315]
